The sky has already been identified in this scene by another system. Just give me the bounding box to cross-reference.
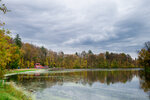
[1,0,150,58]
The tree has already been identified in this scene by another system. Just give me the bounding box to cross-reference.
[30,61,34,68]
[0,2,13,77]
[145,41,150,52]
[138,41,150,73]
[75,52,79,56]
[0,30,11,76]
[0,0,9,14]
[81,51,86,58]
[0,0,10,26]
[44,58,49,66]
[111,60,118,68]
[7,46,21,69]
[40,46,48,65]
[14,34,22,48]
[88,50,93,55]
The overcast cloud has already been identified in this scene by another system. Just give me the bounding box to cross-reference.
[2,0,150,58]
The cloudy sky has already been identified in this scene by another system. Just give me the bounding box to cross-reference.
[2,0,150,58]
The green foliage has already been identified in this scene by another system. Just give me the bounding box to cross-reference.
[14,34,22,48]
[111,60,119,68]
[0,29,13,77]
[19,43,137,69]
[0,30,21,74]
[0,0,21,77]
[9,60,19,69]
[0,0,10,26]
[138,41,150,73]
[0,0,10,14]
[7,46,21,69]
[88,50,93,55]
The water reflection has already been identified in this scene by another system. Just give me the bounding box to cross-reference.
[5,69,150,100]
[139,70,150,98]
[6,70,139,90]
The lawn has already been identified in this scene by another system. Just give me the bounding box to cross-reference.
[5,68,40,74]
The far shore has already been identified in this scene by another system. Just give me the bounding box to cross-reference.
[4,67,143,77]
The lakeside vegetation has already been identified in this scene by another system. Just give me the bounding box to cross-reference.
[0,31,141,78]
[138,41,150,80]
[0,81,32,100]
[20,43,140,69]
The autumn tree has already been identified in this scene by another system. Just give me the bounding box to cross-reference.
[0,1,17,77]
[138,41,150,73]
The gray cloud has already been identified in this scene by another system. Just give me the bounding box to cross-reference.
[2,0,150,58]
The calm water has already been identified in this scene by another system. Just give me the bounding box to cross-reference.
[5,69,150,100]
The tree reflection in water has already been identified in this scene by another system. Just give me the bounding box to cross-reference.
[5,69,150,97]
[139,70,150,98]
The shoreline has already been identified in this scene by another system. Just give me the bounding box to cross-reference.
[4,68,143,77]
[0,81,33,100]
[4,69,46,77]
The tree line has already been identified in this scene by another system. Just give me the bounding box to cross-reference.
[0,32,140,72]
[7,35,139,69]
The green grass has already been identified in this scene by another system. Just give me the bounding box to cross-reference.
[0,69,38,100]
[0,81,33,100]
[12,69,37,73]
[5,69,39,74]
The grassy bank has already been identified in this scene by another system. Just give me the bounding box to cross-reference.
[5,68,40,74]
[0,81,33,100]
[0,68,42,100]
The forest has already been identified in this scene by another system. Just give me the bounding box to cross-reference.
[0,32,140,72]
[20,41,139,69]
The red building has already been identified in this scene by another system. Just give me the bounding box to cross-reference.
[35,63,48,69]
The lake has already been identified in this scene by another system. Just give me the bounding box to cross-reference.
[5,69,150,100]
